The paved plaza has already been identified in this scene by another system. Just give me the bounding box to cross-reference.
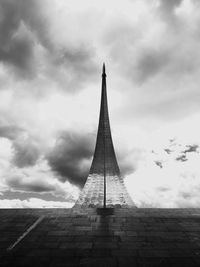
[1,208,200,266]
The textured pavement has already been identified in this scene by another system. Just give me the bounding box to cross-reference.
[1,208,200,266]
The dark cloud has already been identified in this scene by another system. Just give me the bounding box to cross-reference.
[47,131,95,187]
[180,191,192,200]
[7,175,54,193]
[183,144,199,154]
[136,49,170,83]
[164,148,172,154]
[0,124,24,140]
[155,161,163,168]
[0,0,42,78]
[157,186,170,192]
[158,0,183,21]
[12,139,41,168]
[0,0,98,88]
[50,46,98,92]
[116,146,144,177]
[0,0,47,45]
[0,30,35,78]
[176,154,188,162]
[0,123,41,167]
[175,144,199,163]
[119,160,135,176]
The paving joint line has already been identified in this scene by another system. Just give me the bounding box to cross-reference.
[7,215,45,252]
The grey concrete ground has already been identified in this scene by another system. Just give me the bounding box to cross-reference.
[1,208,200,266]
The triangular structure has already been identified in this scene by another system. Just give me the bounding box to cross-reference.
[74,64,135,208]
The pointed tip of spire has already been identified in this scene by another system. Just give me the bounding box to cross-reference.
[102,63,106,77]
[103,62,105,73]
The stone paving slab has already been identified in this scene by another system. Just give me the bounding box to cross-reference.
[1,208,200,266]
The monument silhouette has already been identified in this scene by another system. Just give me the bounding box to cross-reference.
[75,64,135,208]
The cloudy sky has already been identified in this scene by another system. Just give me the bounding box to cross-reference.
[1,0,200,208]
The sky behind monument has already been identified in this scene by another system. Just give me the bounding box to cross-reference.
[0,0,200,208]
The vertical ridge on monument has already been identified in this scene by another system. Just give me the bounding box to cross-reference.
[74,64,136,208]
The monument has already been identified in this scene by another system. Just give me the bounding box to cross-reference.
[2,64,200,267]
[74,64,135,208]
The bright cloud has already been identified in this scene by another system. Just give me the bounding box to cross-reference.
[0,198,73,208]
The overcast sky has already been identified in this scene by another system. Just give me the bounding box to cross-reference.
[1,0,200,208]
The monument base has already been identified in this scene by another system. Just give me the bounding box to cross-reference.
[1,208,200,267]
[96,207,114,215]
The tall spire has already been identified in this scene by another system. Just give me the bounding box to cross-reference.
[89,63,120,176]
[74,64,135,208]
[102,63,106,76]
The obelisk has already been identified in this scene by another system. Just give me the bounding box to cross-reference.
[74,64,135,208]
